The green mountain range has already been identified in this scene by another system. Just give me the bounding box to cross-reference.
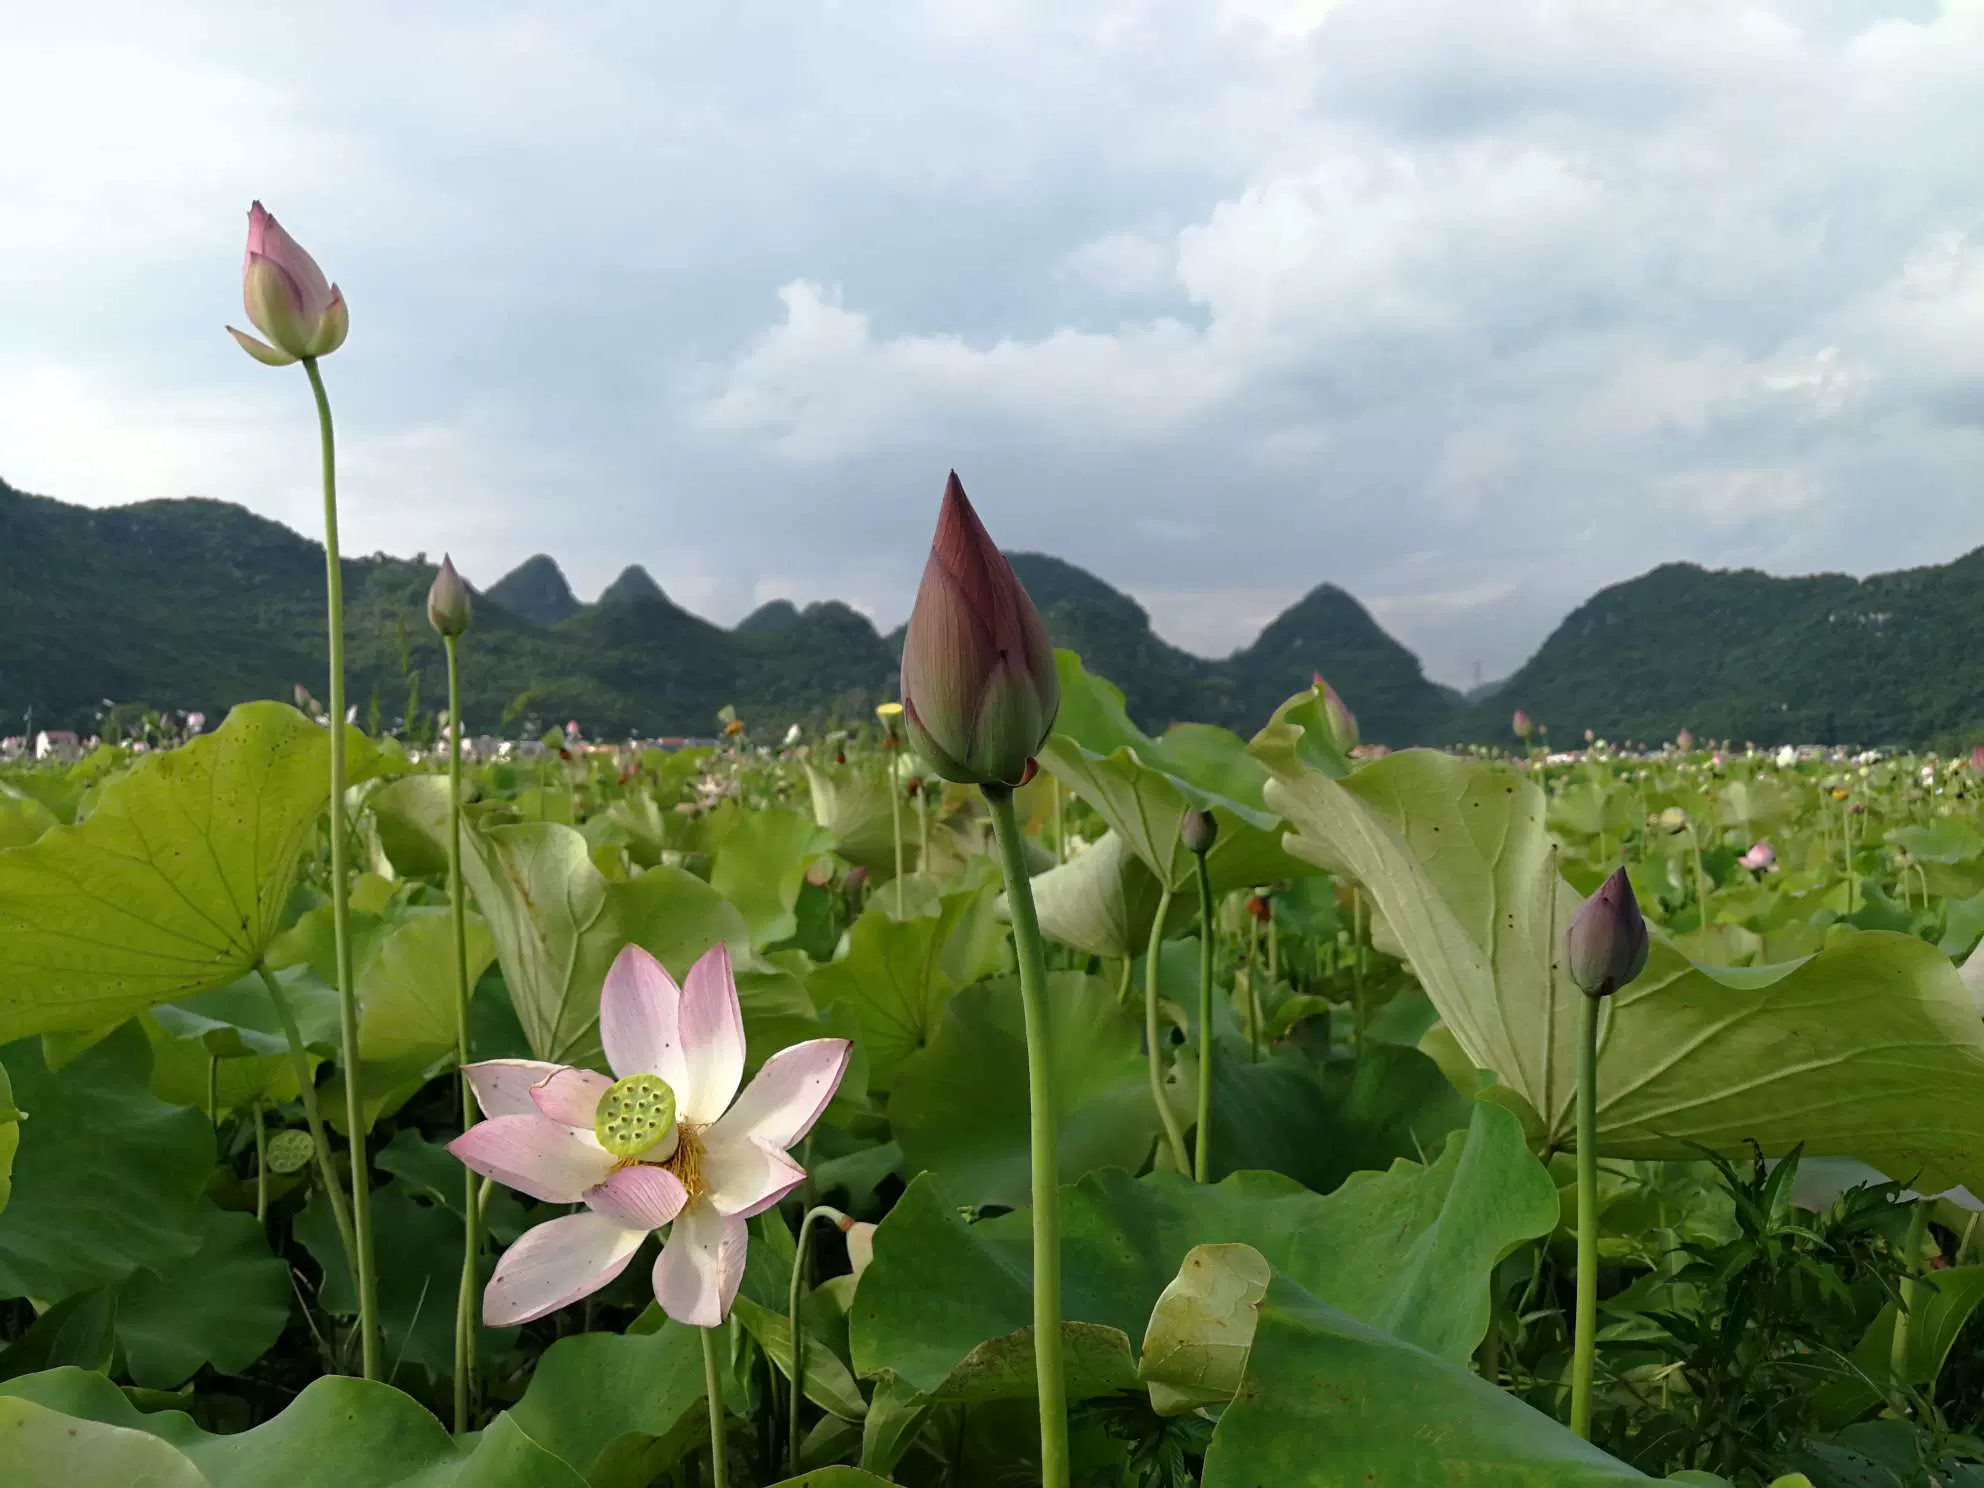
[2,477,1977,748]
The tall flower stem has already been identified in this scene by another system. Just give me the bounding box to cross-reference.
[1891,1199,1928,1410]
[1244,912,1261,1062]
[702,1324,729,1488]
[983,785,1069,1488]
[1192,851,1215,1183]
[787,1204,842,1476]
[915,784,930,873]
[302,355,380,1379]
[252,1100,268,1226]
[445,634,478,1432]
[887,751,905,916]
[257,963,357,1289]
[1570,990,1602,1438]
[1143,884,1191,1174]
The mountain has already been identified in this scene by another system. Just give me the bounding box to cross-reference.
[483,553,580,625]
[1470,555,1984,748]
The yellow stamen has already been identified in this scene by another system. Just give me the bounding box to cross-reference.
[662,1123,708,1202]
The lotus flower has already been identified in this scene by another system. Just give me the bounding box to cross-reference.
[1739,841,1775,871]
[900,472,1058,788]
[1676,728,1695,753]
[451,943,850,1327]
[1970,745,1984,774]
[427,555,473,638]
[1512,709,1533,741]
[227,202,348,366]
[1567,867,1649,999]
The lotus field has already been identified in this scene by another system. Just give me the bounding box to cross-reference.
[10,207,1984,1488]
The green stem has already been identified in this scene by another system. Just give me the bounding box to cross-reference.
[915,784,930,872]
[1570,991,1602,1439]
[1143,884,1191,1174]
[207,1054,220,1139]
[257,963,357,1292]
[1053,778,1066,865]
[1244,913,1261,1063]
[788,1205,841,1476]
[302,356,379,1379]
[446,635,478,1432]
[1192,851,1214,1183]
[983,786,1070,1488]
[702,1324,728,1488]
[1892,1200,1928,1409]
[253,1100,268,1226]
[1352,886,1367,1060]
[888,751,905,916]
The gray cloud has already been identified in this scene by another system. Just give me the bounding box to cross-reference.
[2,0,1981,690]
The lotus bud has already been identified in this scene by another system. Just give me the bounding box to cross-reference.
[1181,808,1218,856]
[845,864,870,893]
[227,201,349,366]
[426,554,473,637]
[1970,745,1984,774]
[1739,841,1774,871]
[1512,709,1533,741]
[1246,893,1271,924]
[1676,728,1695,753]
[1566,867,1649,999]
[900,472,1059,789]
[1314,678,1359,754]
[838,1214,878,1279]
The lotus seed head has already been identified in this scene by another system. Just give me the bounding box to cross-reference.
[594,1072,678,1158]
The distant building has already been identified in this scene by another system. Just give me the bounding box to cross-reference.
[35,730,81,762]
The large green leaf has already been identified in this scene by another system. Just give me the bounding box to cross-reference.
[890,972,1159,1207]
[373,779,749,1065]
[0,795,57,850]
[112,1203,290,1388]
[707,804,835,950]
[852,1101,1554,1398]
[0,1024,210,1300]
[1812,1263,1984,1428]
[731,1294,868,1422]
[0,1394,208,1488]
[356,907,496,1064]
[1026,830,1191,959]
[805,763,897,874]
[806,888,1005,1091]
[1198,1259,1649,1485]
[503,1326,709,1486]
[0,704,380,1040]
[1253,737,1984,1194]
[1037,653,1311,896]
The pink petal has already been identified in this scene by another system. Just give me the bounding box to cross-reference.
[243,252,311,356]
[709,1038,850,1153]
[254,205,335,323]
[584,1165,689,1230]
[309,285,349,357]
[651,1201,748,1327]
[483,1211,645,1327]
[678,943,745,1125]
[463,1059,572,1119]
[600,945,690,1091]
[226,325,296,367]
[530,1066,612,1129]
[449,1114,615,1203]
[701,1133,806,1219]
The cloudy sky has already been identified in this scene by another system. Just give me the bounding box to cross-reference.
[3,1,1980,688]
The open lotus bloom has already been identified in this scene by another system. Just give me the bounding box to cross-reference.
[451,943,850,1328]
[226,201,349,365]
[1738,840,1775,871]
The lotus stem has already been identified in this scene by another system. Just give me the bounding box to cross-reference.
[303,355,379,1379]
[984,785,1069,1488]
[1143,883,1192,1174]
[1244,911,1261,1063]
[1892,1199,1928,1410]
[702,1323,729,1488]
[446,634,478,1432]
[788,1204,842,1475]
[253,1100,268,1226]
[888,752,905,916]
[257,962,357,1295]
[1570,989,1601,1438]
[1193,851,1215,1183]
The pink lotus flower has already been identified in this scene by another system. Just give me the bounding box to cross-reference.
[1970,745,1984,775]
[451,943,850,1328]
[1739,841,1774,871]
[227,202,349,366]
[1512,709,1533,741]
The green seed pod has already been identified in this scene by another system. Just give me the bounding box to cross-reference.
[594,1073,679,1158]
[267,1128,317,1175]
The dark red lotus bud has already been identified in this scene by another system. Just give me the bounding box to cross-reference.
[1567,867,1649,998]
[1246,894,1271,923]
[1181,808,1218,855]
[900,472,1059,788]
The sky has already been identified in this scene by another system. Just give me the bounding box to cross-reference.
[2,1,1980,689]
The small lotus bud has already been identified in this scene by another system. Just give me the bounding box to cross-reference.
[1676,728,1695,753]
[838,1214,878,1278]
[1181,808,1218,855]
[1567,867,1649,999]
[845,864,870,893]
[1314,678,1358,754]
[1512,709,1533,741]
[1970,745,1984,774]
[426,554,473,637]
[900,472,1059,788]
[1739,841,1774,871]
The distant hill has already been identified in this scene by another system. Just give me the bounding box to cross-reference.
[11,477,1979,748]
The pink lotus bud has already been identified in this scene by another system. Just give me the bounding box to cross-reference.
[1180,808,1218,856]
[1739,841,1774,871]
[1512,709,1533,741]
[1315,678,1359,754]
[426,554,473,638]
[900,472,1059,788]
[1970,745,1984,774]
[226,202,349,366]
[1676,728,1695,753]
[1567,867,1649,999]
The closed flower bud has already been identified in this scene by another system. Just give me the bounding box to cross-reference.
[1676,728,1695,753]
[1512,709,1533,741]
[226,202,349,366]
[426,554,473,637]
[900,472,1059,788]
[1181,808,1218,855]
[1567,867,1649,999]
